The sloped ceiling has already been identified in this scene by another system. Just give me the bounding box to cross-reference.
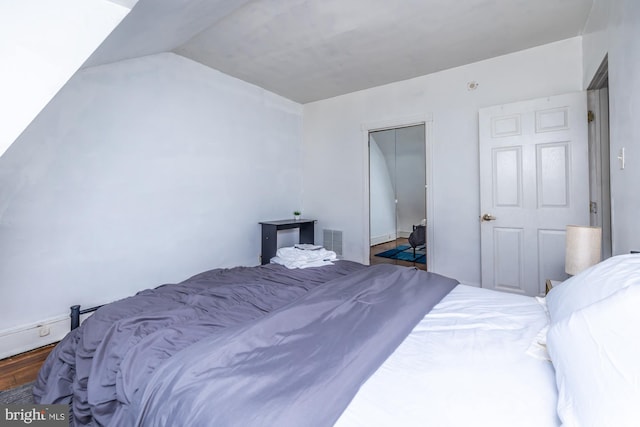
[86,0,594,103]
[83,0,253,68]
[106,0,138,8]
[0,0,131,158]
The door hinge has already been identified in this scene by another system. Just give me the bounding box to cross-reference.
[587,110,595,122]
[590,201,598,214]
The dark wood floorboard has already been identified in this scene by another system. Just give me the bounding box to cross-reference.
[0,344,56,391]
[369,238,427,270]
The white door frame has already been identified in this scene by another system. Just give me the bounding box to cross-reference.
[361,113,434,270]
[587,88,612,260]
[586,54,612,260]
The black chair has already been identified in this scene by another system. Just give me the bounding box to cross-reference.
[408,225,426,257]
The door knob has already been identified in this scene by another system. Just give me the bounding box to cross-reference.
[481,213,497,222]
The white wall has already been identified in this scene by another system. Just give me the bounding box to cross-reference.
[581,0,609,88]
[583,0,640,255]
[0,53,303,355]
[303,38,583,286]
[0,0,130,159]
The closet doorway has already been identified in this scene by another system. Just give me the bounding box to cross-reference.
[368,124,428,270]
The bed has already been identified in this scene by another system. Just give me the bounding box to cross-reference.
[34,254,640,426]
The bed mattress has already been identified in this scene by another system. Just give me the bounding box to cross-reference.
[336,284,559,427]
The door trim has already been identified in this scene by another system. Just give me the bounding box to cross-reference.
[361,113,434,270]
[587,88,612,260]
[587,55,612,260]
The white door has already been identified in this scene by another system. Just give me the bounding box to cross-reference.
[479,92,589,296]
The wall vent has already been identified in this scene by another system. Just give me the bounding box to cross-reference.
[323,229,343,257]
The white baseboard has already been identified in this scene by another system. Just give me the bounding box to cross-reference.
[0,313,92,359]
[371,231,414,245]
[370,234,396,246]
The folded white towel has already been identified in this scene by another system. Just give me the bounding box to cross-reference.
[294,243,323,251]
[271,256,335,269]
[271,246,337,269]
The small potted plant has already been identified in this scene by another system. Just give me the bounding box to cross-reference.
[293,210,301,221]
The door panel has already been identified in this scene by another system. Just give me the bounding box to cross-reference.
[537,142,569,207]
[480,92,589,296]
[494,227,524,293]
[537,228,567,287]
[493,147,522,207]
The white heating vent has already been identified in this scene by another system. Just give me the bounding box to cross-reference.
[323,229,343,257]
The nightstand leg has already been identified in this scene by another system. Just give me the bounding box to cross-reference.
[261,225,277,265]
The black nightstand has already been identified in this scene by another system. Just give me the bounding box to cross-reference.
[259,219,316,265]
[545,279,561,295]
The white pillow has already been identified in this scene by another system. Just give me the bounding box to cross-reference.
[546,254,640,324]
[547,285,640,427]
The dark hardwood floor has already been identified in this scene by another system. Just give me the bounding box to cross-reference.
[369,238,427,270]
[0,344,56,391]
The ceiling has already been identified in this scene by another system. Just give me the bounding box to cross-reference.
[87,0,594,103]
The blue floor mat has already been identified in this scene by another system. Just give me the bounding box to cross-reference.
[374,244,425,264]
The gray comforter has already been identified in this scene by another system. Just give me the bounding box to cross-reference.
[34,261,366,426]
[35,262,457,426]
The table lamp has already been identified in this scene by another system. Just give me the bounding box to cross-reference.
[565,225,602,276]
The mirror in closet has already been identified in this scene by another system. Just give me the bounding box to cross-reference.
[369,124,427,270]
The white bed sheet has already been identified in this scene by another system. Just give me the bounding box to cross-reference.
[335,284,560,427]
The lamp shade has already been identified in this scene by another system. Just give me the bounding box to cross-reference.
[565,225,602,275]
